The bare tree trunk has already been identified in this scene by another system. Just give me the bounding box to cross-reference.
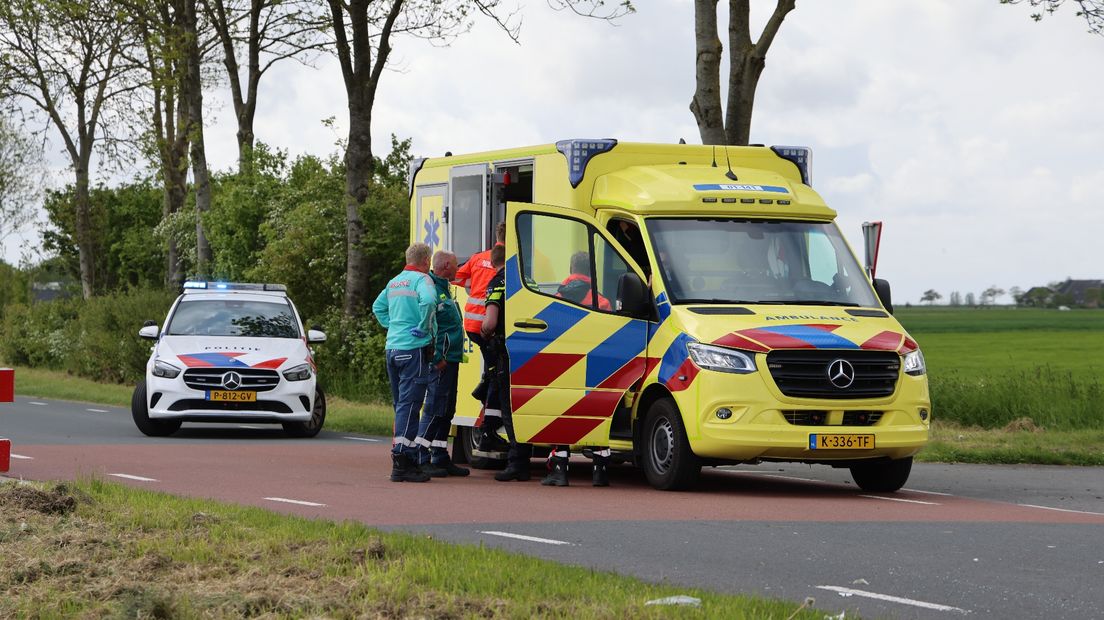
[183,0,213,274]
[343,103,372,315]
[73,161,95,299]
[690,0,725,145]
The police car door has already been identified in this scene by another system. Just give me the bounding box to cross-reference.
[505,202,651,446]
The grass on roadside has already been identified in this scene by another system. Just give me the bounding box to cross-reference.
[0,479,826,619]
[918,420,1104,466]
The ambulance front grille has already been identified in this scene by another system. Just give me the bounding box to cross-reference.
[766,350,900,399]
[782,410,884,426]
[183,368,280,392]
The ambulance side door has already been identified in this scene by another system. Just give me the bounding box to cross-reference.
[504,202,652,446]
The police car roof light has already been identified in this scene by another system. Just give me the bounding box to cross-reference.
[770,145,813,186]
[182,281,287,293]
[555,138,618,188]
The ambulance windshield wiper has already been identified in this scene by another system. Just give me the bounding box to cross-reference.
[677,298,758,305]
[757,300,860,307]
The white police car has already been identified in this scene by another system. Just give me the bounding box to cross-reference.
[133,281,327,437]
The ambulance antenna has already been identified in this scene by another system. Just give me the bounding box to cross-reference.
[711,146,717,168]
[724,146,738,181]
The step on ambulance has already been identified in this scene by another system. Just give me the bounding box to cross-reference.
[408,139,929,491]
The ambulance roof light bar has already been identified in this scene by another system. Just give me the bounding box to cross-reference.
[182,281,287,293]
[770,145,812,186]
[556,138,618,188]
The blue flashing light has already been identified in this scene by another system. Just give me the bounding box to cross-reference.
[215,283,229,289]
[182,281,207,289]
[771,145,813,186]
[556,139,618,188]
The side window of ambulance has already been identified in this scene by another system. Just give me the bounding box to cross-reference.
[517,212,596,308]
[593,232,631,311]
[451,175,483,262]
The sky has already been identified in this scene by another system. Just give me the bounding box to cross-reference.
[5,0,1104,305]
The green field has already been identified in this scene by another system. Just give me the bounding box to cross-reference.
[896,307,1104,432]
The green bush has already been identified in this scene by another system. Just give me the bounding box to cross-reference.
[311,307,391,403]
[0,297,79,368]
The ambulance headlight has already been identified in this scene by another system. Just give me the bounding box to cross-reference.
[282,363,312,382]
[687,343,757,374]
[903,349,926,376]
[152,359,181,379]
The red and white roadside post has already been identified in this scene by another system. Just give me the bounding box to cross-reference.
[1,367,13,473]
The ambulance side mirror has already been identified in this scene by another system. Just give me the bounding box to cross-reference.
[616,272,649,318]
[873,278,893,314]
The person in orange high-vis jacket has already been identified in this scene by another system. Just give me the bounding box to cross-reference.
[453,222,508,451]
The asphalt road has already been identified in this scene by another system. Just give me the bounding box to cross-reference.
[2,395,1103,619]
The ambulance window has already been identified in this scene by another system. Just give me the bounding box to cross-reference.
[451,175,484,262]
[516,212,601,309]
[593,232,632,311]
[807,231,838,286]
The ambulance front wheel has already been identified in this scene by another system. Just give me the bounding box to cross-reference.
[850,456,912,492]
[641,398,701,491]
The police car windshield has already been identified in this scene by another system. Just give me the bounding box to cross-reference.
[646,218,880,308]
[166,299,300,338]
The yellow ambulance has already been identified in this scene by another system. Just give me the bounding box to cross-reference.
[408,139,929,491]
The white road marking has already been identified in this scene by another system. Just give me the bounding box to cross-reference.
[817,585,968,613]
[108,473,159,482]
[1018,503,1104,517]
[264,497,327,507]
[29,401,47,406]
[87,408,109,413]
[343,436,381,442]
[859,494,940,505]
[480,530,573,546]
[904,488,954,496]
[10,454,33,460]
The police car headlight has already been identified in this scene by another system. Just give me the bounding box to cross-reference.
[903,349,926,376]
[282,363,312,382]
[686,343,757,374]
[152,359,181,379]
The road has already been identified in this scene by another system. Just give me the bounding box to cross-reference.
[2,395,1103,619]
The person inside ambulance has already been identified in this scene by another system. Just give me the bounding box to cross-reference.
[608,219,650,278]
[556,251,612,311]
[454,222,509,453]
[480,245,534,482]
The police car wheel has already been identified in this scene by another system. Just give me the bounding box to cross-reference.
[850,456,912,493]
[283,387,326,438]
[642,398,700,491]
[131,380,181,437]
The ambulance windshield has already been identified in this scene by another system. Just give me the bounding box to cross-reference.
[646,218,880,308]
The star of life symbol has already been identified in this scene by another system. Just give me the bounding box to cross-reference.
[423,212,440,248]
[827,359,855,389]
[221,371,242,390]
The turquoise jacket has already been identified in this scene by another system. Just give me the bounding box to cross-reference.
[372,267,437,351]
[429,271,465,363]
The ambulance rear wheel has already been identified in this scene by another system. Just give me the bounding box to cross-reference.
[850,456,912,493]
[460,426,506,470]
[642,398,700,491]
[131,381,181,437]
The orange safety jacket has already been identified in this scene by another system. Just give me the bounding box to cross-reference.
[453,242,503,333]
[557,273,612,311]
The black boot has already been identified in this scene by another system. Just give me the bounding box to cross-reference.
[419,461,448,478]
[438,457,470,477]
[390,453,430,483]
[477,425,508,452]
[494,460,531,481]
[592,455,610,487]
[541,456,569,487]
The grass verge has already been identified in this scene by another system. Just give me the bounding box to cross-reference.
[0,479,824,619]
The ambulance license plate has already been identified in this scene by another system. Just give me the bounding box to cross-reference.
[809,434,874,450]
[207,390,256,402]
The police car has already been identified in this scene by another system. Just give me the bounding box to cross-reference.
[132,281,327,437]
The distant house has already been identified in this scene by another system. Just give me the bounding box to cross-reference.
[31,281,72,303]
[1053,279,1103,307]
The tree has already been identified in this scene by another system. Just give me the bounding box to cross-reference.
[949,291,963,307]
[1009,285,1024,304]
[0,0,142,298]
[691,0,795,145]
[921,289,942,305]
[201,0,328,174]
[326,0,632,315]
[1001,1,1104,36]
[0,114,42,246]
[965,292,977,307]
[982,285,1006,305]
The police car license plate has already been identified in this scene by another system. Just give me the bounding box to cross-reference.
[207,390,256,402]
[809,434,874,450]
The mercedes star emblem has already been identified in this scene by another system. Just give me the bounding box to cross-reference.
[221,371,242,390]
[827,359,856,389]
